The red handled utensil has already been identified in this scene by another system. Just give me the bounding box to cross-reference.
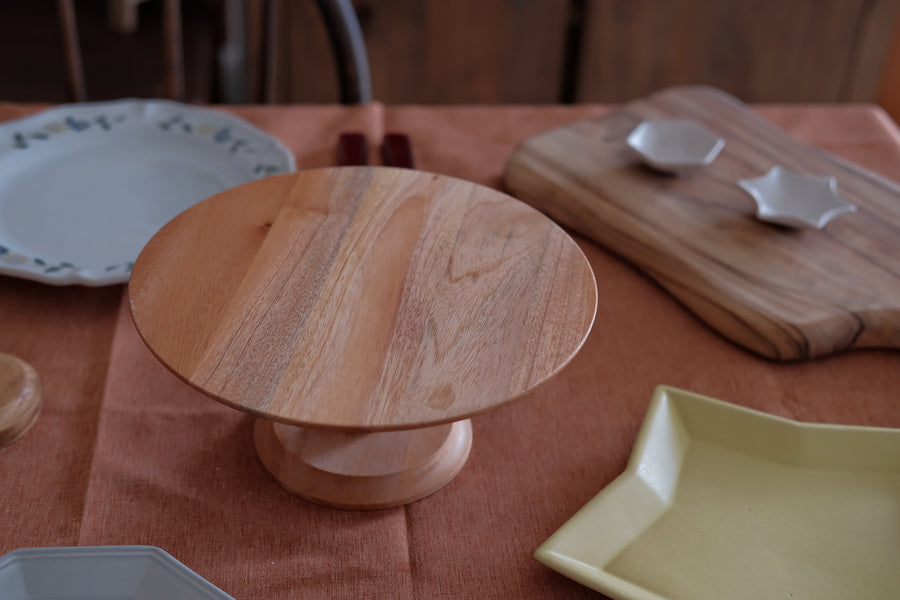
[381,133,415,168]
[337,132,369,166]
[337,132,415,168]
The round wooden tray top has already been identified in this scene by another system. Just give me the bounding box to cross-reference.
[131,167,596,430]
[130,167,596,507]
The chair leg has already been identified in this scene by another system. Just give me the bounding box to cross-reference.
[57,0,87,102]
[163,0,185,101]
[312,0,372,104]
[265,0,282,102]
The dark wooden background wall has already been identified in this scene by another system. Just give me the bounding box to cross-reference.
[270,0,900,105]
[2,0,899,109]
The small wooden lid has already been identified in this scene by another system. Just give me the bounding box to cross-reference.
[130,167,597,430]
[0,353,42,448]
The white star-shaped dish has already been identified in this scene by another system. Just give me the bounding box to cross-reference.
[536,386,900,600]
[738,166,857,229]
[626,119,725,174]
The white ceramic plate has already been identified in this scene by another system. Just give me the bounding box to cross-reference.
[0,546,234,599]
[536,386,900,600]
[626,119,724,173]
[738,165,857,229]
[0,100,295,285]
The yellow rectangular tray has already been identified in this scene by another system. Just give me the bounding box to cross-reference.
[536,386,900,600]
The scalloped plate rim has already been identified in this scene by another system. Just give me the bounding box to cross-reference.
[0,99,296,286]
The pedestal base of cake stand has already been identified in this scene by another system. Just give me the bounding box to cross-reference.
[253,418,473,509]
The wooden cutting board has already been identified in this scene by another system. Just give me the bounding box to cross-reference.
[504,86,900,360]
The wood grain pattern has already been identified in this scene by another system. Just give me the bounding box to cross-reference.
[576,0,900,103]
[877,9,900,119]
[842,0,900,102]
[246,0,900,105]
[0,353,41,448]
[254,418,472,509]
[271,0,570,103]
[504,86,900,360]
[130,167,597,430]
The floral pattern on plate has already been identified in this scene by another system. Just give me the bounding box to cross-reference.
[0,99,296,285]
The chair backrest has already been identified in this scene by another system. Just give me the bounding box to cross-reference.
[57,0,371,104]
[311,0,372,104]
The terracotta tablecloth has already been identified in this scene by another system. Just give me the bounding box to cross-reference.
[1,101,898,599]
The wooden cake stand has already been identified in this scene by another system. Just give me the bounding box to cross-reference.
[129,167,597,509]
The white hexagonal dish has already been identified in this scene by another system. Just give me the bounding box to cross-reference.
[626,119,725,173]
[738,166,857,229]
[0,546,234,600]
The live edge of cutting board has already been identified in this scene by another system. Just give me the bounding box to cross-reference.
[504,85,900,361]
